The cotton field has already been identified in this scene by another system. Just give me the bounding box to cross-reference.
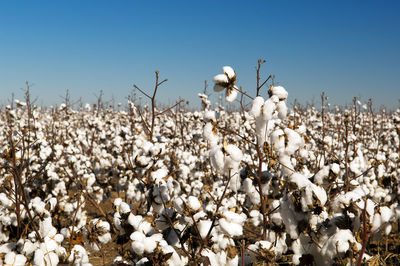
[1,66,400,266]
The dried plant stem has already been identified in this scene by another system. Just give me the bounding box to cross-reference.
[256,144,267,240]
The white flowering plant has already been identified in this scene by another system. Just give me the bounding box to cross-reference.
[0,63,399,265]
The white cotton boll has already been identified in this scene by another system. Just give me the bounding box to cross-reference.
[98,233,111,245]
[31,197,46,215]
[263,97,277,120]
[228,173,241,193]
[204,110,216,121]
[314,165,330,185]
[0,243,16,254]
[143,238,157,254]
[311,184,327,206]
[33,249,45,266]
[113,198,122,209]
[131,241,145,256]
[271,86,288,100]
[210,146,224,172]
[119,202,131,214]
[47,198,58,212]
[131,231,145,242]
[0,193,12,208]
[331,163,340,175]
[22,240,39,256]
[126,215,141,232]
[68,246,91,266]
[151,168,169,182]
[279,154,294,176]
[225,144,242,162]
[225,87,238,102]
[271,129,285,153]
[388,152,399,161]
[271,212,283,226]
[201,249,218,266]
[219,218,243,237]
[43,237,58,252]
[276,101,287,120]
[5,252,27,266]
[173,198,185,213]
[137,220,153,235]
[222,66,235,79]
[53,234,63,244]
[203,122,218,147]
[219,211,245,237]
[198,220,212,239]
[39,217,57,238]
[380,206,393,223]
[320,229,355,263]
[34,249,59,266]
[284,128,304,155]
[289,173,311,189]
[223,211,246,224]
[250,96,265,118]
[255,116,267,145]
[213,74,229,85]
[136,258,149,265]
[188,196,201,211]
[161,245,189,266]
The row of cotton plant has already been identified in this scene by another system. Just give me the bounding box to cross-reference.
[0,64,399,265]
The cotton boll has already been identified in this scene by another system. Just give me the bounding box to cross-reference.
[289,173,311,189]
[119,202,131,214]
[314,165,330,185]
[131,240,145,256]
[225,87,238,102]
[222,66,235,79]
[276,101,287,120]
[320,229,356,264]
[4,252,27,266]
[203,122,218,147]
[22,240,39,257]
[270,86,288,100]
[31,197,46,215]
[271,129,285,153]
[284,128,304,155]
[0,193,12,208]
[68,245,91,265]
[143,237,157,254]
[188,196,201,211]
[210,146,224,172]
[225,144,242,163]
[255,116,267,145]
[263,96,278,120]
[33,248,59,266]
[39,217,57,238]
[380,206,393,223]
[218,211,246,237]
[161,245,189,265]
[173,198,185,213]
[198,220,213,239]
[250,96,265,118]
[213,74,229,85]
[204,110,216,121]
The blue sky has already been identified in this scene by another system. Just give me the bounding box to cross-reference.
[0,0,399,109]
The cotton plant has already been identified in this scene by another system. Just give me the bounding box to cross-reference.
[250,85,288,146]
[67,245,92,266]
[213,66,239,102]
[209,142,243,192]
[84,218,111,252]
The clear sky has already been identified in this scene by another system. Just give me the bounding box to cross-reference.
[1,0,399,109]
